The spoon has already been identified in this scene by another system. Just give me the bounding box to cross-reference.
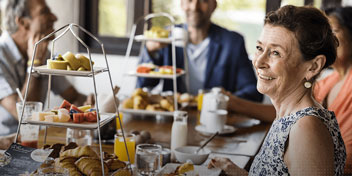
[195,131,219,154]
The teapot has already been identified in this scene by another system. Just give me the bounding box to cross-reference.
[200,87,229,125]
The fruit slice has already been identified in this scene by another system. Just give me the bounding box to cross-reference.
[73,113,85,123]
[70,105,84,114]
[78,105,91,112]
[84,112,97,122]
[59,100,72,110]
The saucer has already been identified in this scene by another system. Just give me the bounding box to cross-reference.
[195,125,237,136]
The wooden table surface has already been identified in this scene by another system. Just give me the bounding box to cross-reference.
[37,109,271,169]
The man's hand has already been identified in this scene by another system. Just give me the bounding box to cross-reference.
[0,133,16,150]
[27,32,49,66]
[146,41,168,54]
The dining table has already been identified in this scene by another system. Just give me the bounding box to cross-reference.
[37,108,271,171]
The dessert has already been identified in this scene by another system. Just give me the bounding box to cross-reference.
[144,26,169,38]
[46,52,94,71]
[31,99,97,124]
[136,63,183,75]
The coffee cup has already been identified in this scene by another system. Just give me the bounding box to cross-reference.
[204,109,228,133]
[172,27,188,47]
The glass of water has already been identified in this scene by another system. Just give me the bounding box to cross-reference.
[135,144,162,176]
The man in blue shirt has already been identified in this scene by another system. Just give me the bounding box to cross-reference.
[137,0,262,102]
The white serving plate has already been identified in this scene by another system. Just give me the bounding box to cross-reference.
[119,108,174,116]
[126,70,185,79]
[157,163,221,176]
[134,35,174,43]
[26,113,115,129]
[32,65,107,77]
[195,125,237,136]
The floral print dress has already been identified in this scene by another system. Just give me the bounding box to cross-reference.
[249,107,346,175]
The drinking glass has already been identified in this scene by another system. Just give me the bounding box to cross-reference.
[114,133,135,163]
[116,113,123,130]
[66,128,93,146]
[16,101,43,148]
[135,144,162,176]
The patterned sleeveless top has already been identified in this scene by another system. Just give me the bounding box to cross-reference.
[249,107,346,175]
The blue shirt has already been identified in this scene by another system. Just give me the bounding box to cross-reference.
[0,31,71,136]
[187,37,210,95]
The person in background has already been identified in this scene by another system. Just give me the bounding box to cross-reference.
[314,6,352,174]
[0,0,92,141]
[209,5,346,175]
[137,0,262,102]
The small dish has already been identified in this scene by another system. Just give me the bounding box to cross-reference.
[195,125,237,136]
[174,146,211,165]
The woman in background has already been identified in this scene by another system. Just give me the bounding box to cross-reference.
[314,7,352,174]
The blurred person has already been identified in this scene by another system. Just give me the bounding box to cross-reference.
[0,0,93,139]
[314,6,352,174]
[137,0,262,102]
[209,5,346,175]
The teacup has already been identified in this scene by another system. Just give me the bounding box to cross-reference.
[172,27,188,47]
[204,109,228,133]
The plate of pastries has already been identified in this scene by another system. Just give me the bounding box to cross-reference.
[35,142,131,176]
[120,88,198,116]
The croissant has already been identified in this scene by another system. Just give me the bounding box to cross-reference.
[60,146,98,161]
[111,168,132,176]
[56,158,82,176]
[105,158,126,171]
[75,157,109,176]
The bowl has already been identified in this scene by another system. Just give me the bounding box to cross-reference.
[174,146,211,165]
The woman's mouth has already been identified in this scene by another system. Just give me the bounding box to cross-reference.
[258,74,274,80]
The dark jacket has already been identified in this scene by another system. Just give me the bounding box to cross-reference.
[137,23,263,102]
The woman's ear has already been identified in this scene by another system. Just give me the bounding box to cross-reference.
[15,16,30,30]
[305,55,326,80]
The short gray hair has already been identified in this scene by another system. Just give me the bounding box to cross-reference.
[1,0,30,34]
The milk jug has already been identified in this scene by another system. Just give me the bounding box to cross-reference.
[171,111,188,154]
[200,87,229,125]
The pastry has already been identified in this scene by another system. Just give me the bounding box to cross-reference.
[105,158,126,171]
[122,98,133,109]
[58,158,82,176]
[62,51,80,70]
[160,98,174,112]
[133,95,147,110]
[176,162,194,174]
[111,168,132,176]
[76,54,93,70]
[60,146,98,161]
[75,157,109,176]
[47,60,68,70]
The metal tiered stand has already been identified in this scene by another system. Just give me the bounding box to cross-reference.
[15,23,131,175]
[123,13,189,116]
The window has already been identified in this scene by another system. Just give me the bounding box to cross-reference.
[79,0,147,55]
[80,0,337,56]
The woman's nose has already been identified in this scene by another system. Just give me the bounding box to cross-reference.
[253,52,269,69]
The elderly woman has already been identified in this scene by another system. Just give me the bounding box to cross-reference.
[209,5,346,175]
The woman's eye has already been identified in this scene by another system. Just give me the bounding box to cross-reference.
[256,46,262,51]
[272,51,280,56]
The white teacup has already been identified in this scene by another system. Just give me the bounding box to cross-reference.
[204,109,228,133]
[172,27,188,47]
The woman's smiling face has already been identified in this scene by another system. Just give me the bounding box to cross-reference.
[252,25,310,100]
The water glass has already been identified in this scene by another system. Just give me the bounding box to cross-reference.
[66,128,93,146]
[135,144,162,176]
[16,101,43,148]
[114,133,135,163]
